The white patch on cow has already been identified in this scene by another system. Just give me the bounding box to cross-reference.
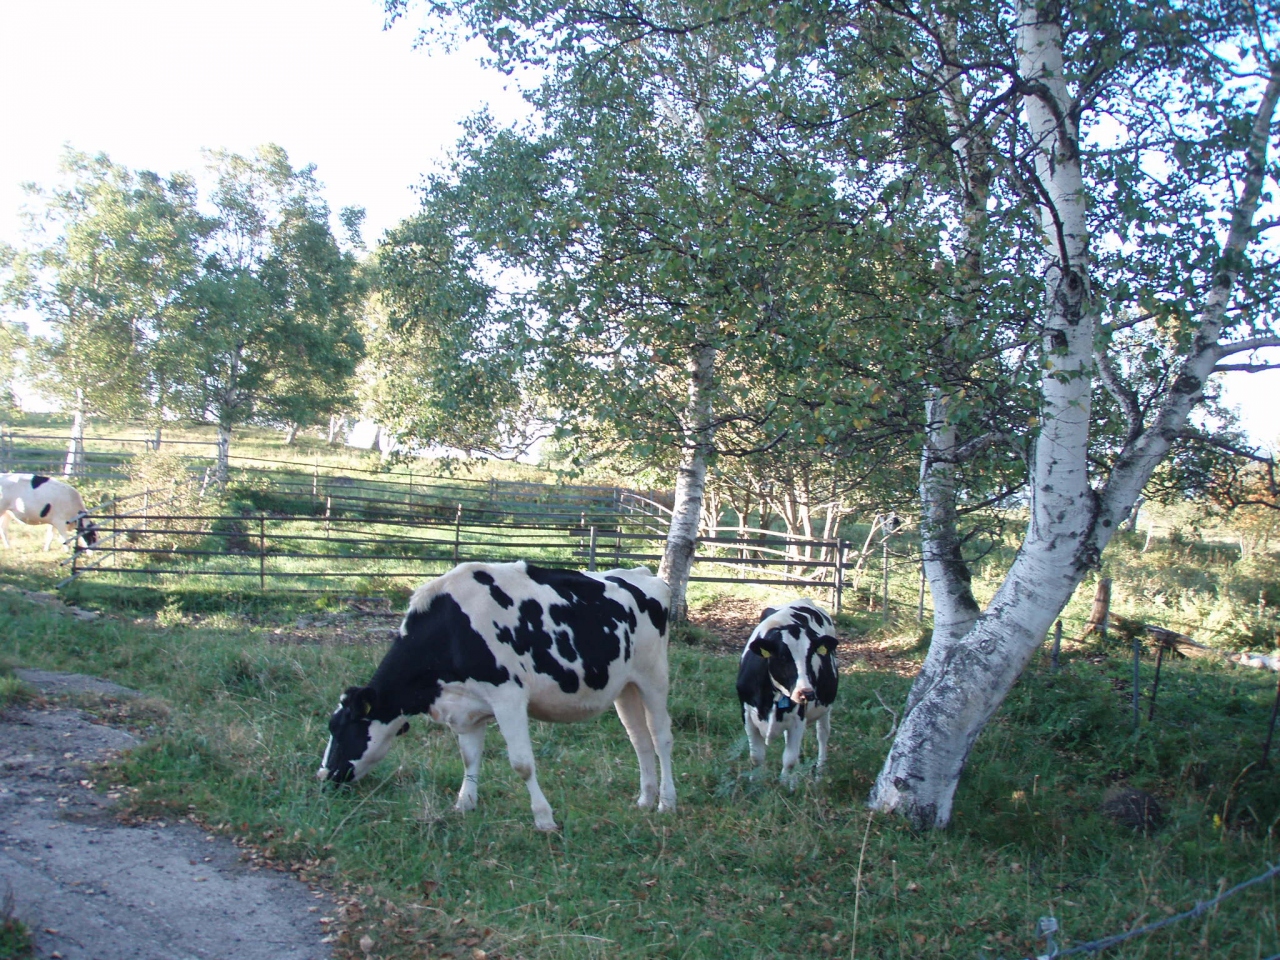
[0,474,95,551]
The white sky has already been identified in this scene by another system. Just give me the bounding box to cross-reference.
[0,0,1274,447]
[0,0,529,250]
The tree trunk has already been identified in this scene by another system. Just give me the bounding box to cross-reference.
[152,424,163,451]
[327,414,346,446]
[872,3,1098,828]
[63,388,86,478]
[659,341,717,621]
[284,422,300,445]
[215,425,231,487]
[870,9,1280,830]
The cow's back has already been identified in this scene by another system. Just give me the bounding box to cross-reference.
[387,562,670,719]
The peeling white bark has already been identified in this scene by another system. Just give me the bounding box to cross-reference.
[872,10,1280,828]
[659,341,717,620]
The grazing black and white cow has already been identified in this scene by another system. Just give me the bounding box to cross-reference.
[0,473,98,551]
[318,561,676,831]
[736,599,838,780]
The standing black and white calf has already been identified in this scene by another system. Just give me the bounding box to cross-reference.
[318,561,676,831]
[736,599,839,779]
[0,473,98,551]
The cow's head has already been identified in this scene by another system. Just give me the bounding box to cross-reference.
[748,607,838,704]
[317,686,409,784]
[75,511,98,547]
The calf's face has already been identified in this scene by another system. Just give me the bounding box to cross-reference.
[318,686,409,784]
[748,610,837,704]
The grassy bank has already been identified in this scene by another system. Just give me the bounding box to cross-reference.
[1,554,1278,959]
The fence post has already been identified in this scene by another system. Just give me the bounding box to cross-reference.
[833,540,846,614]
[313,458,318,499]
[1132,634,1142,730]
[112,500,119,568]
[142,491,149,534]
[1148,637,1167,721]
[1051,620,1062,672]
[325,496,332,539]
[453,503,463,563]
[881,533,890,624]
[588,526,597,571]
[259,515,266,592]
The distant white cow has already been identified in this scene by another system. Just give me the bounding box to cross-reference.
[0,473,98,551]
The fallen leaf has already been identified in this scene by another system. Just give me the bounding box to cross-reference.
[359,933,375,954]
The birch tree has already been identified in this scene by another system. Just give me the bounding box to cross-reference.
[853,0,1280,828]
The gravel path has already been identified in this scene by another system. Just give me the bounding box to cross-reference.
[0,670,332,960]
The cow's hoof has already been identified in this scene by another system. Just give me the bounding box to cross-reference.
[454,796,477,814]
[657,799,676,814]
[534,818,560,832]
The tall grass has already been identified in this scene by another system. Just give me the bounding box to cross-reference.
[2,560,1278,958]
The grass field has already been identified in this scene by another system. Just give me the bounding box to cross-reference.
[2,413,1279,958]
[2,542,1279,959]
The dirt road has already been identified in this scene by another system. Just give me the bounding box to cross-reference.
[0,669,332,960]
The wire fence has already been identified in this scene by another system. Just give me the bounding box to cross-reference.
[1011,861,1280,959]
[62,481,875,609]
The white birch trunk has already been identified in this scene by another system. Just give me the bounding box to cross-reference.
[871,3,1102,829]
[659,341,717,621]
[63,388,86,478]
[871,12,1280,830]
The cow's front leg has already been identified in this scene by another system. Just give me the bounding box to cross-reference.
[744,709,767,767]
[814,710,831,772]
[780,720,806,784]
[0,513,10,549]
[453,724,486,814]
[43,524,56,551]
[491,701,556,831]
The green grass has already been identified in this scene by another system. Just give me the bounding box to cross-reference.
[2,557,1279,959]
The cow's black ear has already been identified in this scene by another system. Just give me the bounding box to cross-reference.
[760,607,778,622]
[748,629,781,660]
[344,686,377,717]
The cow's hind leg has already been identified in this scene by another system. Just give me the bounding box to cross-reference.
[0,512,10,549]
[614,683,659,809]
[453,724,486,814]
[490,701,556,831]
[636,682,676,813]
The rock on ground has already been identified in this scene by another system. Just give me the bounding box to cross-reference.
[0,670,331,960]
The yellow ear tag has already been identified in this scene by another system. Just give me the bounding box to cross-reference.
[817,646,828,656]
[363,702,372,716]
[760,649,771,658]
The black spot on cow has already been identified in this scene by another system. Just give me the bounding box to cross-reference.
[30,475,50,489]
[605,574,668,638]
[495,597,581,694]
[473,569,514,608]
[738,627,800,722]
[39,503,51,518]
[527,565,639,690]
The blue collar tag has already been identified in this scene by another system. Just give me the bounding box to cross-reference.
[775,695,795,714]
